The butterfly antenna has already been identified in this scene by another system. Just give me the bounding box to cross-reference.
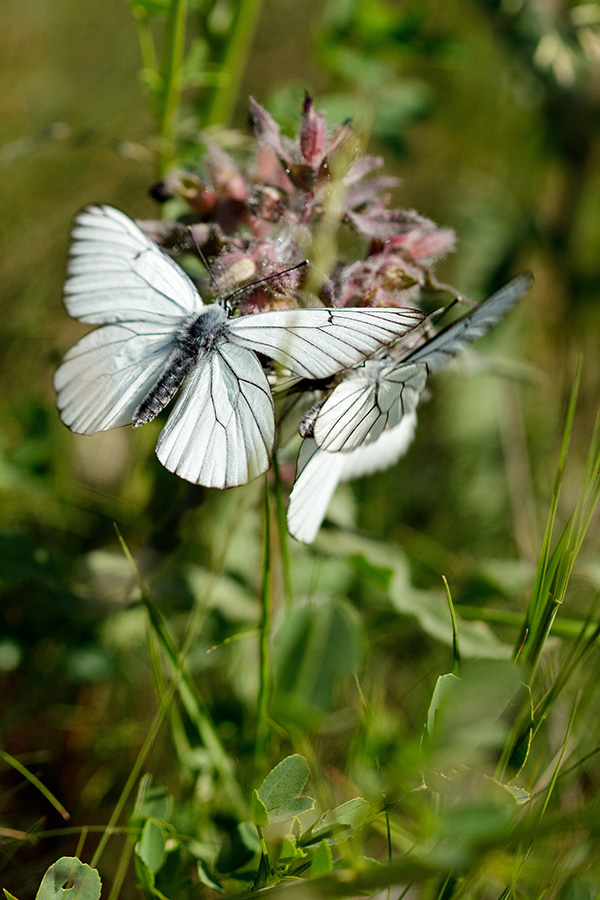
[186,225,225,306]
[224,260,308,314]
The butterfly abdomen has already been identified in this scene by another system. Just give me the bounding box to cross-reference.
[133,346,196,426]
[133,305,228,427]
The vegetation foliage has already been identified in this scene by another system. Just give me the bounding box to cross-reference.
[1,1,600,898]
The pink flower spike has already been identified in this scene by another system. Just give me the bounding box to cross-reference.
[300,93,327,166]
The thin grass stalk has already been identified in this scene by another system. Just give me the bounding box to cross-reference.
[158,0,188,175]
[532,601,600,736]
[442,575,460,676]
[498,388,600,777]
[256,477,272,775]
[115,526,247,817]
[205,0,265,127]
[522,407,600,675]
[106,834,137,900]
[0,751,70,821]
[132,12,160,119]
[90,677,177,867]
[515,358,582,664]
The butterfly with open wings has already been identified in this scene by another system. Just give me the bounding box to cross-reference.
[287,273,533,543]
[54,205,427,489]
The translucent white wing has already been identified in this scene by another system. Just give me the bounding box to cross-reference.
[310,274,532,453]
[287,414,418,543]
[54,322,179,433]
[155,342,275,489]
[286,440,347,544]
[406,273,533,373]
[64,205,204,324]
[313,360,427,452]
[338,412,418,481]
[228,307,424,379]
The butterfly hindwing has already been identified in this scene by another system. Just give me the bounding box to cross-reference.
[313,360,427,452]
[54,322,180,433]
[155,341,275,488]
[287,413,418,543]
[286,439,347,544]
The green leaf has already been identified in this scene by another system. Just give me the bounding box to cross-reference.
[196,862,224,893]
[133,856,155,897]
[267,796,315,824]
[426,674,460,737]
[273,600,364,726]
[252,789,269,827]
[4,891,20,900]
[257,755,309,812]
[310,841,333,877]
[424,661,525,771]
[35,859,101,900]
[131,776,173,823]
[311,798,370,845]
[277,835,307,864]
[135,819,167,874]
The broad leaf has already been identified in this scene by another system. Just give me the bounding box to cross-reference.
[257,755,309,813]
[135,818,167,874]
[35,859,101,900]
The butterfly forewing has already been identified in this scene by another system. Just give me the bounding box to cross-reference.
[65,205,203,324]
[228,307,425,379]
[406,273,533,373]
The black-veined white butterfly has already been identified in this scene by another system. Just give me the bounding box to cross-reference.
[287,273,533,541]
[54,205,425,489]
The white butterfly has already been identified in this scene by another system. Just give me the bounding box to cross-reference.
[308,274,533,453]
[54,205,425,489]
[287,273,533,541]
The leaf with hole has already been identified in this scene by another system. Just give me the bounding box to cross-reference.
[35,859,101,900]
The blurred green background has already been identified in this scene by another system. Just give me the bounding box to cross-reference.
[1,0,600,894]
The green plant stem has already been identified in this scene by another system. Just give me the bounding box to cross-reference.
[115,526,247,818]
[0,750,70,820]
[256,477,272,774]
[272,452,293,613]
[158,0,188,175]
[205,0,265,127]
[90,678,177,867]
[106,834,136,900]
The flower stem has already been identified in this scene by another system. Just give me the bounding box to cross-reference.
[255,477,272,774]
[272,452,293,613]
[158,0,188,175]
[205,0,265,127]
